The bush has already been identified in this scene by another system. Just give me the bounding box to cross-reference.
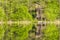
[0,25,5,40]
[2,24,32,40]
[0,7,7,21]
[43,24,59,40]
[44,0,59,21]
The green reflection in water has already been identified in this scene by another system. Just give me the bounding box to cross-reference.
[43,24,59,40]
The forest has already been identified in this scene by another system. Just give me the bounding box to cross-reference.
[0,0,60,40]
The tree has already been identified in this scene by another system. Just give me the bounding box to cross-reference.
[0,0,33,21]
[0,0,33,40]
[10,5,32,21]
[43,24,59,40]
[44,0,59,21]
[0,25,5,40]
[2,24,32,40]
[0,7,7,21]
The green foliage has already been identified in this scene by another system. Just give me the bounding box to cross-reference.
[0,0,60,40]
[0,0,33,40]
[0,25,5,40]
[0,7,7,21]
[44,0,59,21]
[0,0,33,21]
[10,5,32,21]
[2,24,32,40]
[43,24,59,40]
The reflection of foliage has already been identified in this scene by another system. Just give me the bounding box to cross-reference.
[0,0,60,40]
[3,24,32,40]
[0,25,5,40]
[0,0,33,40]
[43,24,59,40]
